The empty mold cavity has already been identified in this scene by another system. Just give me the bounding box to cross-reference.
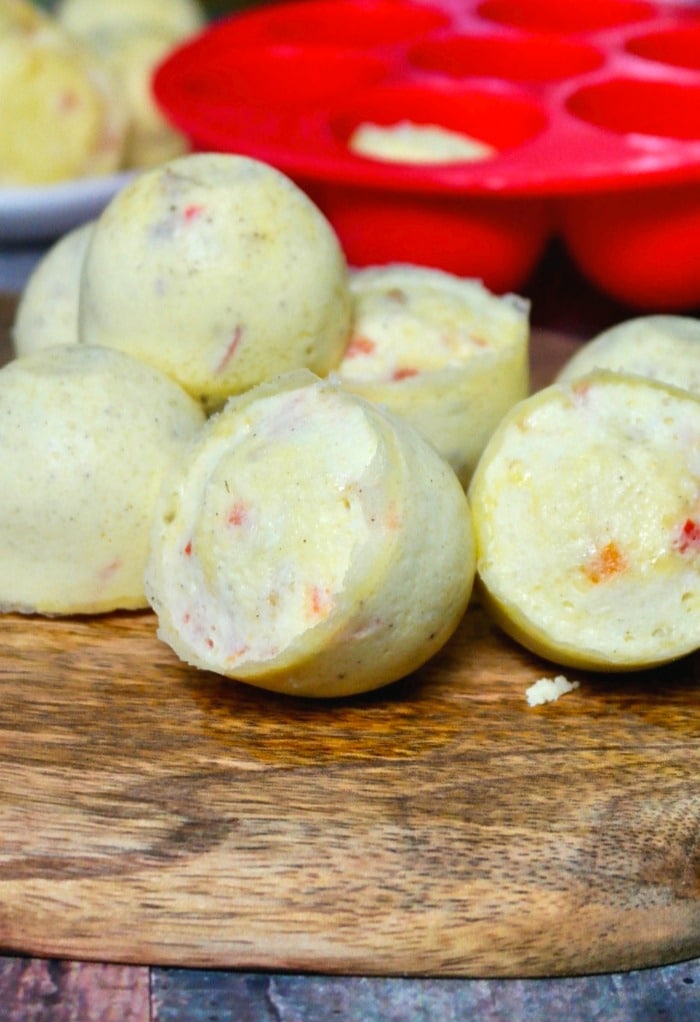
[567,77,700,140]
[410,32,604,82]
[477,0,654,33]
[165,47,391,110]
[335,82,547,159]
[626,24,700,72]
[228,0,449,48]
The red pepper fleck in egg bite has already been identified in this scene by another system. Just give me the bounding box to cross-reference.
[675,518,700,554]
[583,540,627,584]
[344,336,376,358]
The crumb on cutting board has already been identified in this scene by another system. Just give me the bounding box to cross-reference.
[526,674,580,707]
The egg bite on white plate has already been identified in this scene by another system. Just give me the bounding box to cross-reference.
[0,20,128,185]
[55,0,205,42]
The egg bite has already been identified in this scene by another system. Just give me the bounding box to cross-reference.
[0,0,48,36]
[0,21,127,185]
[55,0,204,170]
[13,220,94,356]
[145,370,475,697]
[80,153,352,409]
[55,0,205,42]
[557,314,700,396]
[468,371,700,671]
[334,265,529,486]
[348,121,496,165]
[0,345,205,615]
[96,24,189,169]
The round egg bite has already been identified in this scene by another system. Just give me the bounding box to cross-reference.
[13,219,94,356]
[349,121,496,166]
[55,0,205,42]
[145,370,475,698]
[0,21,127,185]
[557,314,700,396]
[80,153,353,409]
[97,25,189,169]
[0,345,205,615]
[468,371,700,672]
[334,265,529,487]
[0,0,48,35]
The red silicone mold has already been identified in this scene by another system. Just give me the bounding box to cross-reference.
[154,0,700,308]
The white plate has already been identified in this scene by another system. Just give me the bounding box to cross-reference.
[0,172,134,242]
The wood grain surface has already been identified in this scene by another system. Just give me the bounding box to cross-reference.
[0,293,698,979]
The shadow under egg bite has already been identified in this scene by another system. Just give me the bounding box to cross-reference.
[145,370,475,698]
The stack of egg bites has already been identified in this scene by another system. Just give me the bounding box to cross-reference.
[5,149,700,696]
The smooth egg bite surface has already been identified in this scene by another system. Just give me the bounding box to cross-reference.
[79,153,352,409]
[55,0,206,41]
[13,219,94,356]
[98,25,190,169]
[468,371,700,671]
[0,21,127,185]
[0,345,205,615]
[556,315,700,396]
[0,0,48,34]
[145,371,475,697]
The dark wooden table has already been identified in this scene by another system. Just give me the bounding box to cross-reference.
[0,243,699,1020]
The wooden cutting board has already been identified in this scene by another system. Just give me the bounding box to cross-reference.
[0,294,698,978]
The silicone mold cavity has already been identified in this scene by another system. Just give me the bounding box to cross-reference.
[154,0,700,307]
[410,32,604,83]
[567,78,700,141]
[222,0,450,48]
[561,182,700,308]
[477,0,655,33]
[178,47,391,110]
[626,24,700,72]
[334,82,548,153]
